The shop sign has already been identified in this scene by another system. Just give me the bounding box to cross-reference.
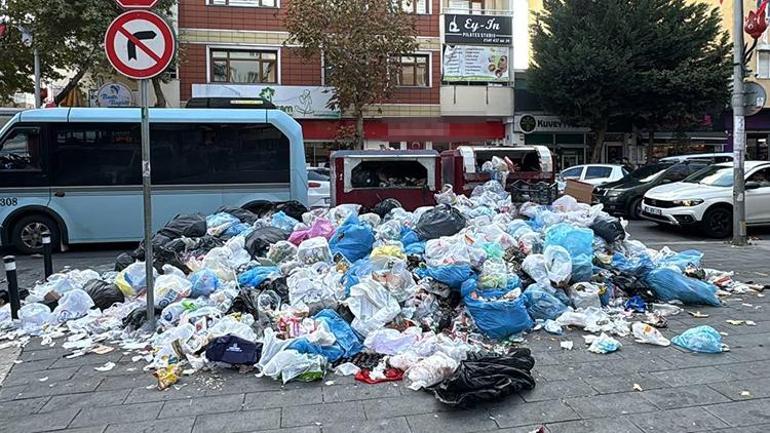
[192,84,340,119]
[442,45,509,82]
[96,82,134,107]
[515,114,590,134]
[444,14,512,45]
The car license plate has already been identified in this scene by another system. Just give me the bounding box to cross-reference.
[644,205,662,216]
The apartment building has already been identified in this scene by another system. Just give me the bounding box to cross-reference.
[177,0,530,165]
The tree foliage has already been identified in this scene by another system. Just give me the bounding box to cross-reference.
[285,0,418,148]
[0,0,176,106]
[530,0,731,162]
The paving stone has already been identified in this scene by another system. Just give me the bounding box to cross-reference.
[192,408,281,433]
[244,387,323,410]
[158,393,244,418]
[50,352,123,369]
[7,358,57,374]
[713,423,770,433]
[362,394,451,419]
[639,384,730,409]
[520,378,597,402]
[1,366,79,387]
[317,417,410,433]
[584,373,669,394]
[0,407,78,433]
[0,396,49,415]
[1,375,102,400]
[282,401,365,428]
[104,417,195,433]
[261,428,320,433]
[546,416,643,433]
[649,366,725,387]
[564,391,658,418]
[39,389,130,413]
[630,407,729,432]
[703,398,770,426]
[123,383,209,403]
[322,382,401,402]
[20,347,69,362]
[491,399,581,429]
[96,374,154,392]
[407,410,499,433]
[713,362,770,380]
[55,427,108,433]
[708,376,770,400]
[70,401,163,428]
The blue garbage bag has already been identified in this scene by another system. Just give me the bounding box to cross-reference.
[414,264,475,290]
[521,284,568,321]
[611,252,654,277]
[271,211,300,232]
[570,255,594,283]
[644,268,721,306]
[224,222,252,237]
[314,309,363,358]
[287,338,344,362]
[206,212,240,235]
[657,249,703,272]
[405,241,426,257]
[329,215,375,262]
[624,295,646,313]
[464,290,533,340]
[237,266,279,288]
[672,326,724,353]
[189,269,219,298]
[545,223,595,283]
[400,227,420,246]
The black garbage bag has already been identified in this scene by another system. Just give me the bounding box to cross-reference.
[258,277,289,304]
[373,198,403,219]
[227,287,261,317]
[158,213,207,239]
[218,206,259,224]
[590,218,626,243]
[187,236,225,258]
[415,204,466,240]
[83,279,124,310]
[115,252,136,272]
[244,227,288,257]
[205,335,262,365]
[274,201,308,221]
[428,349,536,408]
[123,306,163,330]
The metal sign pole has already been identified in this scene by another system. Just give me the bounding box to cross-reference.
[140,78,155,326]
[732,0,747,246]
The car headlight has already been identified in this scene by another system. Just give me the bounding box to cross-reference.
[605,190,623,197]
[672,199,704,207]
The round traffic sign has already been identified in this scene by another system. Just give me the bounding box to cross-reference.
[114,0,160,9]
[104,10,175,80]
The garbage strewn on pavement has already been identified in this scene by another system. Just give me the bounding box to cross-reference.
[0,180,758,407]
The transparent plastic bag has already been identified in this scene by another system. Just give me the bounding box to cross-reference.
[435,185,458,205]
[189,269,219,298]
[425,236,471,267]
[206,212,241,236]
[479,259,510,289]
[544,245,572,286]
[296,237,333,265]
[116,262,157,297]
[345,279,401,337]
[632,322,671,346]
[53,289,94,323]
[359,213,382,228]
[568,282,601,310]
[364,327,421,355]
[407,352,459,390]
[671,325,726,353]
[153,274,192,308]
[271,211,300,232]
[522,254,548,285]
[267,241,298,265]
[19,303,52,333]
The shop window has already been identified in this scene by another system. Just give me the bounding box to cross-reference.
[397,55,430,87]
[208,0,277,7]
[396,0,428,14]
[758,50,770,79]
[210,49,278,84]
[351,160,428,188]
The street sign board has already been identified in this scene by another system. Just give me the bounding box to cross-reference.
[115,0,160,9]
[104,10,175,80]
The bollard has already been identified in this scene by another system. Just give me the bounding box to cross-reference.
[42,235,53,279]
[3,256,21,319]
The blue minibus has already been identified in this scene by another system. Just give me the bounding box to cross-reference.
[0,107,307,253]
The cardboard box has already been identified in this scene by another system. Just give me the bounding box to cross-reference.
[565,179,594,204]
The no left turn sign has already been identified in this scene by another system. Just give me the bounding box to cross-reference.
[104,10,175,80]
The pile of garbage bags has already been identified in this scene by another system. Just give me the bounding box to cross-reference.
[0,181,750,407]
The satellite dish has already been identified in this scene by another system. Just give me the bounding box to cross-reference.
[744,81,766,117]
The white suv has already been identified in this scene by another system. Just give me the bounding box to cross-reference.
[642,161,770,237]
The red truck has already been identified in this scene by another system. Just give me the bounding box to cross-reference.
[330,146,555,210]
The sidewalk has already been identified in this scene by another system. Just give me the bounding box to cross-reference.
[1,237,769,433]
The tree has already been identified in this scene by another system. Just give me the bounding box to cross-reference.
[0,0,176,106]
[285,0,418,148]
[530,0,731,162]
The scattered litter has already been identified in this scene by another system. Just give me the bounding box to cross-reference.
[94,362,116,372]
[726,320,745,326]
[632,322,670,346]
[688,311,709,318]
[672,326,728,353]
[587,333,621,354]
[38,377,48,382]
[325,380,336,386]
[560,341,574,350]
[91,345,115,355]
[746,320,757,326]
[633,383,643,392]
[741,391,751,397]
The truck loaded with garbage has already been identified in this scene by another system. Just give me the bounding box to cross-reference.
[1,173,759,408]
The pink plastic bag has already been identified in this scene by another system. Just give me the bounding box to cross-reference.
[288,218,335,245]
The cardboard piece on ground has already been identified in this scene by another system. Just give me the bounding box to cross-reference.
[565,179,594,204]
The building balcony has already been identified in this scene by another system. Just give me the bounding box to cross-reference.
[440,85,513,117]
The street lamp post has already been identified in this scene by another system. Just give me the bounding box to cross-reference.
[732,0,747,246]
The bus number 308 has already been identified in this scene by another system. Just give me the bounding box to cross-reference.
[0,198,18,206]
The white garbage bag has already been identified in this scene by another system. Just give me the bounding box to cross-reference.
[19,303,53,334]
[364,327,421,355]
[568,282,602,310]
[53,289,94,323]
[544,245,572,286]
[406,352,459,390]
[632,322,671,346]
[153,274,192,308]
[344,279,401,337]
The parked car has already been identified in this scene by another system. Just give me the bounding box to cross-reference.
[559,164,628,186]
[593,160,710,219]
[308,167,331,208]
[659,152,733,164]
[642,161,770,238]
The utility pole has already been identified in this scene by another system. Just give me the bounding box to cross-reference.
[732,0,747,246]
[33,47,41,107]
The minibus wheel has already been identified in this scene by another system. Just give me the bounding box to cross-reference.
[10,214,60,255]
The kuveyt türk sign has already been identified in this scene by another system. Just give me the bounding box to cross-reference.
[444,14,512,46]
